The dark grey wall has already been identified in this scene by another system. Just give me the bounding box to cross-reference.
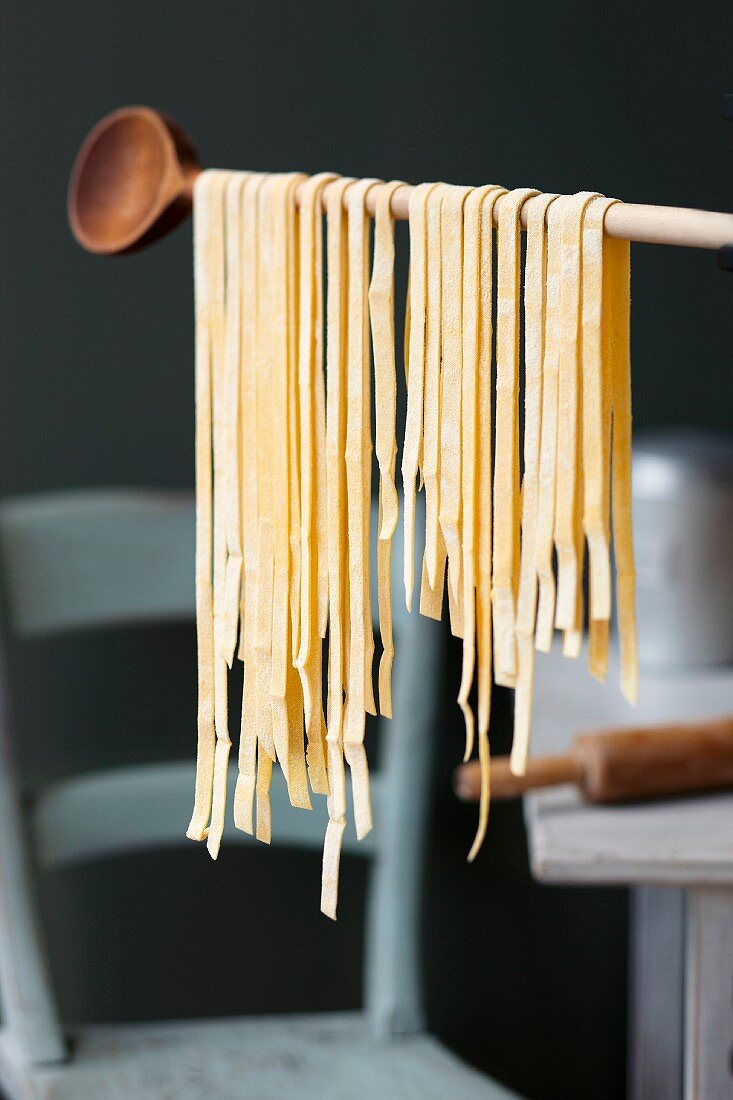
[1,3,731,1098]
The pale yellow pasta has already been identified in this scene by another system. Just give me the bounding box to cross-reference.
[194,170,232,857]
[492,188,538,687]
[471,186,506,859]
[588,612,610,682]
[234,173,267,834]
[369,180,403,718]
[322,177,355,920]
[419,552,443,620]
[255,743,273,845]
[582,197,617,621]
[439,185,473,617]
[344,177,380,840]
[582,196,618,682]
[422,184,446,590]
[371,182,404,543]
[554,191,599,633]
[457,185,499,763]
[186,163,640,900]
[207,170,244,858]
[296,174,335,797]
[561,435,584,659]
[285,647,311,811]
[188,170,226,844]
[608,237,638,704]
[269,175,305,788]
[402,183,437,611]
[287,177,302,667]
[447,565,464,639]
[221,174,247,671]
[512,193,559,776]
[253,176,278,765]
[314,183,333,644]
[534,197,566,652]
[209,167,239,850]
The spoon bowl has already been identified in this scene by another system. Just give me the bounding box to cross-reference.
[68,106,201,255]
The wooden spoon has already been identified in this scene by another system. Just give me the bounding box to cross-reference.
[68,105,202,255]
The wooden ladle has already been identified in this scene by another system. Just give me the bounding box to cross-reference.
[68,106,202,255]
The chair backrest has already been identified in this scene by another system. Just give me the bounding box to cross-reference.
[0,487,444,1060]
[0,489,195,636]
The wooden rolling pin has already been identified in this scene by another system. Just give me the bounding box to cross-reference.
[454,715,733,804]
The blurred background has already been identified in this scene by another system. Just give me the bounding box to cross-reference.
[1,2,731,1098]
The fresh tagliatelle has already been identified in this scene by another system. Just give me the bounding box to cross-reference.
[188,168,638,913]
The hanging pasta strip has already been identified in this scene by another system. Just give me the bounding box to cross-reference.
[296,174,335,795]
[457,185,498,763]
[209,170,240,850]
[237,175,266,668]
[554,192,600,632]
[234,172,267,834]
[562,421,585,659]
[252,176,281,768]
[188,171,225,842]
[220,173,247,670]
[314,197,331,647]
[284,178,313,809]
[422,184,446,592]
[321,177,356,920]
[441,201,470,641]
[534,197,566,652]
[271,174,308,797]
[419,184,449,618]
[402,183,437,611]
[439,185,473,621]
[607,237,638,704]
[255,742,273,844]
[206,170,244,858]
[253,179,280,842]
[492,188,538,686]
[311,177,339,795]
[344,177,380,841]
[469,185,506,860]
[511,193,559,776]
[581,196,619,680]
[369,181,404,718]
[275,172,311,779]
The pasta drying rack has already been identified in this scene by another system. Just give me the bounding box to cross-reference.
[68,105,733,260]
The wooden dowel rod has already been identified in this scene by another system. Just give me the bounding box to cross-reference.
[294,178,731,251]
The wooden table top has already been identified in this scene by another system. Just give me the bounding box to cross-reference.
[526,645,733,886]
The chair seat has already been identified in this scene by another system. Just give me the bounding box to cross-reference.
[0,1013,518,1100]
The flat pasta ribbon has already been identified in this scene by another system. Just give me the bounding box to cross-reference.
[607,236,638,704]
[344,177,381,841]
[188,170,228,844]
[296,173,337,798]
[457,184,501,764]
[369,181,405,720]
[492,188,538,686]
[553,192,600,634]
[469,186,506,860]
[233,172,267,834]
[421,184,447,594]
[534,197,566,653]
[322,176,355,920]
[511,192,559,777]
[402,183,439,611]
[438,185,473,623]
[582,196,618,681]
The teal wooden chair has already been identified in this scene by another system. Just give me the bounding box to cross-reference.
[0,488,517,1098]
